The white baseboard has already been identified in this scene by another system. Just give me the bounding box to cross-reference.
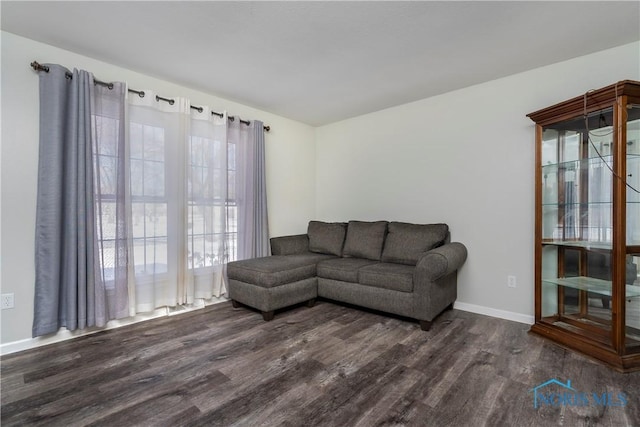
[453,301,534,325]
[0,297,228,356]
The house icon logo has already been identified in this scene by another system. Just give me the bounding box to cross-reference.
[529,378,628,409]
[530,378,576,408]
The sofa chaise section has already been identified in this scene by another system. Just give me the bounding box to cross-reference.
[227,250,336,320]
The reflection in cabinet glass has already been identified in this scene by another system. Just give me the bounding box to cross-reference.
[528,81,640,372]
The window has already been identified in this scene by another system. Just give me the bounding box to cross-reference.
[187,135,229,269]
[130,122,168,277]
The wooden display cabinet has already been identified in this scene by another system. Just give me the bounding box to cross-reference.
[528,80,640,372]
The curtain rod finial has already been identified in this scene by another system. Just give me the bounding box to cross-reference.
[31,61,49,73]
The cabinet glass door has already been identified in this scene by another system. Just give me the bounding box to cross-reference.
[540,108,615,338]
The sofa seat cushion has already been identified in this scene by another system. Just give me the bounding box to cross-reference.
[317,258,379,282]
[381,222,449,265]
[227,253,335,288]
[358,263,415,293]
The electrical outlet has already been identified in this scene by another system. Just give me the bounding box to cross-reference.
[507,276,517,288]
[1,293,15,309]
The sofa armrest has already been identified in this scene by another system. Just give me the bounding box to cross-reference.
[270,234,310,255]
[414,242,468,282]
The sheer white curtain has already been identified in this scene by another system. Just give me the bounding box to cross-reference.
[127,91,187,311]
[187,107,229,301]
[93,81,130,323]
[127,92,231,313]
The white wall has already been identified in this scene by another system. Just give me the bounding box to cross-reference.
[315,41,640,321]
[0,32,317,346]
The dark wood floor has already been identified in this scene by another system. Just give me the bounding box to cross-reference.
[2,300,639,427]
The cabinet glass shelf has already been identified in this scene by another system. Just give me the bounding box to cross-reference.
[541,240,612,250]
[543,276,640,298]
[541,153,640,168]
[541,202,619,206]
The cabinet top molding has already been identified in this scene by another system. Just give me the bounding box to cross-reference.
[527,80,640,126]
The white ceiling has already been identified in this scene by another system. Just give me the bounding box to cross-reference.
[2,1,639,126]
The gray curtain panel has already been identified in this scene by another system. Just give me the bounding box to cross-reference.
[253,120,270,257]
[33,65,128,337]
[232,119,269,260]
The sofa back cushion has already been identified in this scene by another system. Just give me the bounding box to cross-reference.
[381,222,449,265]
[308,221,347,256]
[342,221,388,261]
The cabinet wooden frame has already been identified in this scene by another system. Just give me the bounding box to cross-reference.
[528,80,640,372]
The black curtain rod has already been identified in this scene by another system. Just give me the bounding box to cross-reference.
[30,61,270,132]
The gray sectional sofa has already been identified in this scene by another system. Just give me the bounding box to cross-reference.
[227,220,467,330]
